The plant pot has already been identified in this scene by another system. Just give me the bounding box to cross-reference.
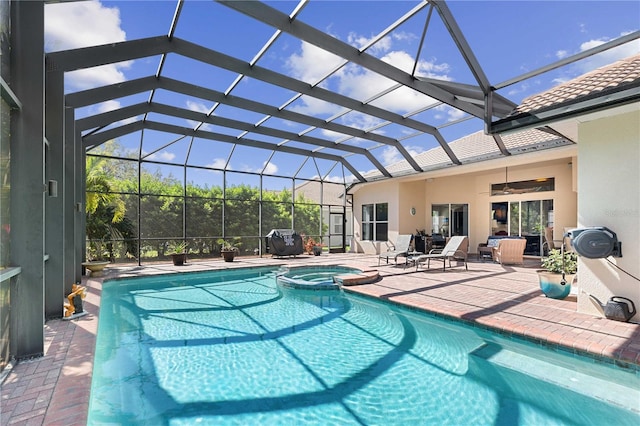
[82,261,110,277]
[537,270,575,299]
[221,250,236,262]
[170,253,187,266]
[312,246,322,256]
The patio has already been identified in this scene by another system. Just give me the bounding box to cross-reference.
[1,253,639,424]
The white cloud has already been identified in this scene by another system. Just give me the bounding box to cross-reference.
[64,63,130,92]
[207,158,228,170]
[379,145,425,166]
[340,111,385,132]
[46,0,130,91]
[556,50,568,59]
[262,161,278,175]
[574,35,640,74]
[146,151,176,162]
[322,173,358,184]
[285,36,450,118]
[45,0,126,51]
[433,104,467,123]
[96,99,121,114]
[347,32,392,55]
[186,101,210,114]
[347,30,415,56]
[286,41,345,84]
[338,51,448,114]
[186,101,214,130]
[241,161,278,175]
[551,77,570,86]
[289,96,345,117]
[319,128,352,141]
[93,100,137,126]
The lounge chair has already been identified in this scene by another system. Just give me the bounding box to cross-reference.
[414,236,468,272]
[493,238,526,265]
[378,234,413,266]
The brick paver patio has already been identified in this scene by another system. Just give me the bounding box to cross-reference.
[2,253,639,424]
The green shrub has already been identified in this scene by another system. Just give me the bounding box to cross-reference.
[541,249,578,274]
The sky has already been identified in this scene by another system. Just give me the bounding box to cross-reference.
[44,0,640,187]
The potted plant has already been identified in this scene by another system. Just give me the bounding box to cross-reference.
[82,238,111,277]
[312,243,324,256]
[304,237,323,256]
[167,240,188,266]
[537,248,578,299]
[220,241,239,262]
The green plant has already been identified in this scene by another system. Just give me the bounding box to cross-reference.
[167,240,188,254]
[220,240,239,253]
[86,238,110,262]
[541,249,578,274]
[304,236,323,254]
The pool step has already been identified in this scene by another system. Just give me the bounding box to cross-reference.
[468,343,640,420]
[335,270,379,286]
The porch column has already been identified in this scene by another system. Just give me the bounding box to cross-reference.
[44,69,65,318]
[10,0,46,358]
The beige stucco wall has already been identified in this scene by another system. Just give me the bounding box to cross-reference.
[352,180,399,254]
[576,110,640,321]
[352,156,577,256]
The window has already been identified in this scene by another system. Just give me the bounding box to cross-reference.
[332,214,343,234]
[491,199,554,256]
[491,177,555,196]
[362,203,388,241]
[431,204,468,237]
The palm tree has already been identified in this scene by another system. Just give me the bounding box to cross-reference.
[85,155,125,222]
[85,155,135,261]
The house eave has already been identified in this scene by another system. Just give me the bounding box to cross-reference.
[488,86,640,135]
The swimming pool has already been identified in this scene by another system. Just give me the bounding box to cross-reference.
[88,268,639,425]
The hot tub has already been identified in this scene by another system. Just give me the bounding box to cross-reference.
[276,265,378,290]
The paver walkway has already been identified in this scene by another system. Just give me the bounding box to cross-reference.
[2,254,639,424]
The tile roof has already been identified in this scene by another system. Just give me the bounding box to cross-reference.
[379,128,571,177]
[375,55,640,180]
[511,54,640,115]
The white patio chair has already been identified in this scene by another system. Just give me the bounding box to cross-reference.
[378,234,413,266]
[414,236,468,272]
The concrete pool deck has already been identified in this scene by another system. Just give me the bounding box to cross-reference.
[2,253,639,424]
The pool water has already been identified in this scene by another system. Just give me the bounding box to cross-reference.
[88,268,640,425]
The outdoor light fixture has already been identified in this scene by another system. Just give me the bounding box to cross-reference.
[47,180,58,197]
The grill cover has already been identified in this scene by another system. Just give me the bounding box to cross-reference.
[266,229,304,256]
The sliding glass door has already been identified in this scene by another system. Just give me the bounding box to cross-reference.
[492,199,553,255]
[432,204,469,237]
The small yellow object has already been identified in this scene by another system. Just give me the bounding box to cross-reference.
[64,283,87,318]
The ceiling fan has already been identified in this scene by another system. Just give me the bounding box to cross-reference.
[501,167,525,194]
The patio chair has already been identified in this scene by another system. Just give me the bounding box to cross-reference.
[378,234,413,266]
[493,238,526,265]
[414,236,468,272]
[542,227,555,254]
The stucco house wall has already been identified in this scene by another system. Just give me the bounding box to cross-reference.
[352,180,400,254]
[576,109,640,320]
[352,156,578,255]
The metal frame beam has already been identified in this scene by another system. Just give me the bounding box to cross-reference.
[53,36,435,172]
[79,101,393,177]
[82,120,366,181]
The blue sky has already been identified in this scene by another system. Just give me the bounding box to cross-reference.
[44,0,640,187]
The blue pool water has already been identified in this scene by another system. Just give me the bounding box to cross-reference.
[88,268,640,425]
